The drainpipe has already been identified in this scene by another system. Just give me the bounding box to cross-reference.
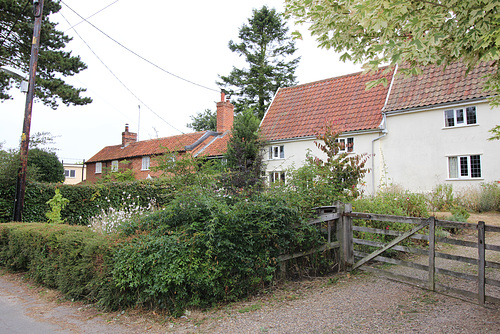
[371,64,398,195]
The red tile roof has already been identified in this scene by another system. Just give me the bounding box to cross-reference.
[384,62,495,112]
[196,132,232,157]
[260,69,394,141]
[87,131,227,163]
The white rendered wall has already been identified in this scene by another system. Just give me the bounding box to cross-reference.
[378,101,500,193]
[264,132,382,195]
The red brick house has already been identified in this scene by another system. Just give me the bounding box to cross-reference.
[85,93,233,183]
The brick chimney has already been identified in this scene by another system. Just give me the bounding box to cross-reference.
[216,91,234,133]
[122,124,137,147]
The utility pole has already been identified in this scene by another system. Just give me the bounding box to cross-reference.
[13,0,44,221]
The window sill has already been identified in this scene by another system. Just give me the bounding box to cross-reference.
[442,124,479,130]
[141,169,150,171]
[446,178,484,181]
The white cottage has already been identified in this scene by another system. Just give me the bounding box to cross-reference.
[260,62,500,194]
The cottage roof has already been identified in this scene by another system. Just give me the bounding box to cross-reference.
[86,131,223,163]
[260,69,394,141]
[384,62,494,112]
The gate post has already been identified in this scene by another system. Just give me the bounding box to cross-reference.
[335,202,345,271]
[428,217,436,291]
[343,203,354,271]
[478,221,486,306]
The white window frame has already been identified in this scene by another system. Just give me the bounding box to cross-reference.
[142,156,150,170]
[95,162,102,174]
[64,169,76,178]
[269,171,285,183]
[448,155,482,179]
[336,137,354,153]
[444,106,477,128]
[269,145,285,160]
[111,160,119,172]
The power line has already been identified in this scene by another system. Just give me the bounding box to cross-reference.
[63,0,122,32]
[60,1,219,93]
[59,11,185,135]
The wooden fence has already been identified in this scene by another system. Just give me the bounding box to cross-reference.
[279,203,500,306]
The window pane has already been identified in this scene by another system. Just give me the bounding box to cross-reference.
[470,155,481,178]
[279,145,284,159]
[269,147,272,160]
[142,156,150,170]
[64,170,69,177]
[95,162,102,174]
[460,157,469,177]
[112,160,118,172]
[456,109,464,124]
[70,170,76,178]
[449,157,458,178]
[466,106,477,125]
[347,138,354,152]
[338,138,346,151]
[445,110,455,127]
[273,146,279,158]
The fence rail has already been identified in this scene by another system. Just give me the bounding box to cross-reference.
[283,203,500,307]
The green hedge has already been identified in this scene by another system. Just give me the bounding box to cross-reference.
[0,179,175,225]
[0,223,127,309]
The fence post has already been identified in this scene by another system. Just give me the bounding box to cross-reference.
[343,203,354,271]
[478,221,485,306]
[335,202,345,271]
[428,217,436,291]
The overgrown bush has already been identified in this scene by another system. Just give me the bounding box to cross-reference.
[456,182,500,212]
[114,189,325,315]
[427,184,455,211]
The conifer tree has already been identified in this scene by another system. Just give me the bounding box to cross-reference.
[218,6,299,120]
[0,0,91,108]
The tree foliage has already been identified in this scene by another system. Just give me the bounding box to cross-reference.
[27,148,64,183]
[285,0,500,93]
[224,109,264,192]
[0,0,91,108]
[186,109,217,132]
[218,6,300,119]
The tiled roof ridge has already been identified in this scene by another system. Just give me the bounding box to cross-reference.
[282,65,390,91]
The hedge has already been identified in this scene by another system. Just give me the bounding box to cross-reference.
[0,179,175,225]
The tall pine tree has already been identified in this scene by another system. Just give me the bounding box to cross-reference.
[218,6,299,120]
[0,0,91,108]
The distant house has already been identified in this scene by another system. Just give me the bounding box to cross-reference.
[63,162,86,185]
[85,93,233,183]
[260,62,500,194]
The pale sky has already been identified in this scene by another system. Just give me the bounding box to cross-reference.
[0,0,361,163]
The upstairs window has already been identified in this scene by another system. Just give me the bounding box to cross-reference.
[444,106,477,127]
[95,162,102,174]
[448,155,481,179]
[336,137,354,153]
[142,156,150,170]
[269,145,285,159]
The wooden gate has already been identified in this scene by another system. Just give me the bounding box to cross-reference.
[338,205,500,306]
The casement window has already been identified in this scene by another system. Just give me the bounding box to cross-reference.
[336,137,354,153]
[444,106,477,127]
[95,162,102,174]
[448,155,482,179]
[269,145,285,159]
[269,171,285,183]
[142,156,150,170]
[64,169,76,178]
[111,160,119,172]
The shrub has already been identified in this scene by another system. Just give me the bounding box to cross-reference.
[114,190,324,315]
[0,223,122,309]
[427,184,455,211]
[456,182,500,212]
